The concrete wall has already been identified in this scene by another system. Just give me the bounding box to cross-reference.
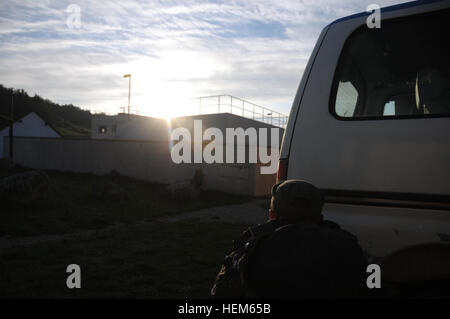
[4,137,276,196]
[92,113,169,141]
[171,113,283,148]
[87,112,281,195]
[92,112,283,148]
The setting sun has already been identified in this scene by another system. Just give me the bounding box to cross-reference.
[110,51,227,119]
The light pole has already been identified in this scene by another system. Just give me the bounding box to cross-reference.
[9,94,13,161]
[123,74,131,115]
[0,93,14,162]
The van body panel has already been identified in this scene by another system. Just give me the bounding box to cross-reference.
[279,25,329,159]
[283,1,450,256]
[323,203,450,257]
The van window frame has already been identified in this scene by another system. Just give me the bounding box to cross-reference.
[329,10,450,122]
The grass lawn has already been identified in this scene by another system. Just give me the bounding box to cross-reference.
[0,219,249,298]
[0,170,252,237]
[0,169,254,298]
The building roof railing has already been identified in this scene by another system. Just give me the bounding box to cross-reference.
[92,95,289,128]
[192,95,288,128]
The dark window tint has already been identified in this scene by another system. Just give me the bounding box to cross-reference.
[332,9,450,119]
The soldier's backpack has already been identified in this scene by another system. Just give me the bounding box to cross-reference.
[211,220,283,298]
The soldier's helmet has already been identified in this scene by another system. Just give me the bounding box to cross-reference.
[271,180,324,222]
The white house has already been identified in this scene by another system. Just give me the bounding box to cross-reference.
[0,111,61,158]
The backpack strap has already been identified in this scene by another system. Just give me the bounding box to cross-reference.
[233,219,284,251]
[233,220,285,298]
[211,220,287,299]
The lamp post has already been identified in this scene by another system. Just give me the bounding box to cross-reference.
[0,93,14,162]
[9,94,13,161]
[123,74,131,115]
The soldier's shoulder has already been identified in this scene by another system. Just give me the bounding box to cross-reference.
[263,221,360,249]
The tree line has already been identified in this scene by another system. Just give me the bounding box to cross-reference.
[0,84,92,137]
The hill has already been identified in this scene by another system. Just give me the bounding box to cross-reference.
[0,84,92,137]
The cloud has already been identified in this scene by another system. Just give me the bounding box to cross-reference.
[0,0,411,117]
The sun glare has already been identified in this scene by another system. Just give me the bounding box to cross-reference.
[112,51,224,119]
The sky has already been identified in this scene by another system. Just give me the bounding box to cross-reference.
[0,0,411,118]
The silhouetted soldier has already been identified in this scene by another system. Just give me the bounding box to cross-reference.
[211,180,368,299]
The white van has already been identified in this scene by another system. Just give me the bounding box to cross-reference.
[279,0,450,267]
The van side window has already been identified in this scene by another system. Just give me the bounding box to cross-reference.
[331,9,450,119]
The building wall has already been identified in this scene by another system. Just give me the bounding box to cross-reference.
[0,112,60,158]
[91,114,169,141]
[92,113,283,148]
[171,113,283,148]
[4,137,276,196]
[9,112,281,195]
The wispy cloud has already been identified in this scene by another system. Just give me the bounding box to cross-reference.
[0,0,410,117]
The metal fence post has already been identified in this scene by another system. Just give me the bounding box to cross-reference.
[230,96,233,114]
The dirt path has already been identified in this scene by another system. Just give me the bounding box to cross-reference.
[160,199,267,224]
[0,200,268,252]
